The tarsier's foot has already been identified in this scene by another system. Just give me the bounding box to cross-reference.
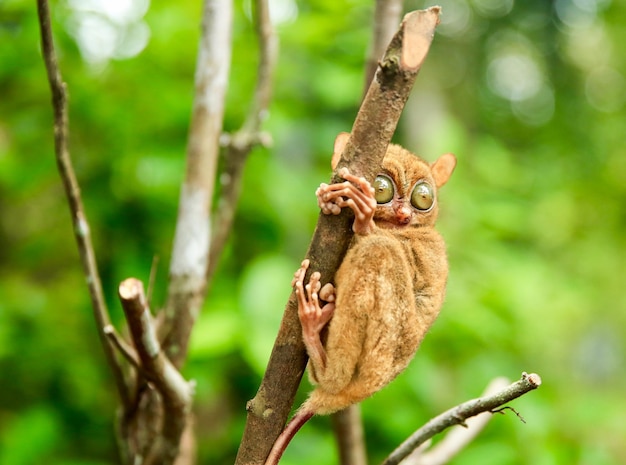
[315,167,376,235]
[292,259,336,347]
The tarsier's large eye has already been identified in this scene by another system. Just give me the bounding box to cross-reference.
[411,181,434,211]
[373,175,394,204]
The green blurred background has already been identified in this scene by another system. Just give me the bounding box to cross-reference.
[1,0,625,463]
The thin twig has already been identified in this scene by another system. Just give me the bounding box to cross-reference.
[491,406,526,423]
[104,325,142,371]
[147,254,159,305]
[35,0,130,409]
[381,372,542,465]
[207,0,278,287]
[119,278,194,465]
[404,377,510,465]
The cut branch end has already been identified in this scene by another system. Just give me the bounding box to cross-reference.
[400,7,441,70]
[119,278,144,301]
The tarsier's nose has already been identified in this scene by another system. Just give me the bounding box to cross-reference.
[395,205,412,224]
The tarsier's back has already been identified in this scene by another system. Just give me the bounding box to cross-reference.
[264,139,455,465]
[305,144,455,415]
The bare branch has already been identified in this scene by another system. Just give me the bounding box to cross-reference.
[381,372,542,465]
[119,278,194,465]
[104,325,141,371]
[207,0,278,286]
[404,377,511,465]
[332,403,367,465]
[160,0,233,369]
[35,0,130,409]
[235,8,442,465]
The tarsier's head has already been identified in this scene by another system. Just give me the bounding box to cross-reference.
[374,144,456,228]
[330,132,456,229]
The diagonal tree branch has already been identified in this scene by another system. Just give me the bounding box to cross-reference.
[35,0,130,410]
[207,0,278,287]
[381,372,543,465]
[332,2,404,463]
[235,8,442,465]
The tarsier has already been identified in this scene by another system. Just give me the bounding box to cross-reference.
[265,133,456,465]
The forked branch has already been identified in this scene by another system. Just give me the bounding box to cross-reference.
[381,372,542,465]
[119,278,194,465]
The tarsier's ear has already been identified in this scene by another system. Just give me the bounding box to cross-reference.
[331,132,351,169]
[431,153,457,188]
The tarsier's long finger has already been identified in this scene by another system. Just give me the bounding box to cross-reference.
[324,182,375,224]
[333,169,377,234]
[319,182,363,204]
[319,283,336,302]
[317,168,376,218]
[339,170,376,203]
[308,272,322,295]
[294,261,312,313]
[340,187,375,215]
[306,272,322,316]
[295,279,308,313]
[316,184,343,215]
[339,168,375,194]
[292,259,309,288]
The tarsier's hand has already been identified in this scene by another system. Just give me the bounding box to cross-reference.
[292,260,336,351]
[315,168,376,235]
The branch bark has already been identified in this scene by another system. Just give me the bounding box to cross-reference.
[381,372,543,465]
[235,8,441,465]
[333,2,404,462]
[159,0,233,369]
[35,0,130,409]
[119,279,194,465]
[332,403,368,465]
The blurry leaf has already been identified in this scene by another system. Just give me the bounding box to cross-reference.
[189,307,241,358]
[238,254,296,375]
[0,406,61,464]
[451,440,518,465]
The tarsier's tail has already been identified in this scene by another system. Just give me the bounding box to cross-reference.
[264,409,315,465]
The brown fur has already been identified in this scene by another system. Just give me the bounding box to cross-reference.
[264,136,455,465]
[305,142,456,414]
